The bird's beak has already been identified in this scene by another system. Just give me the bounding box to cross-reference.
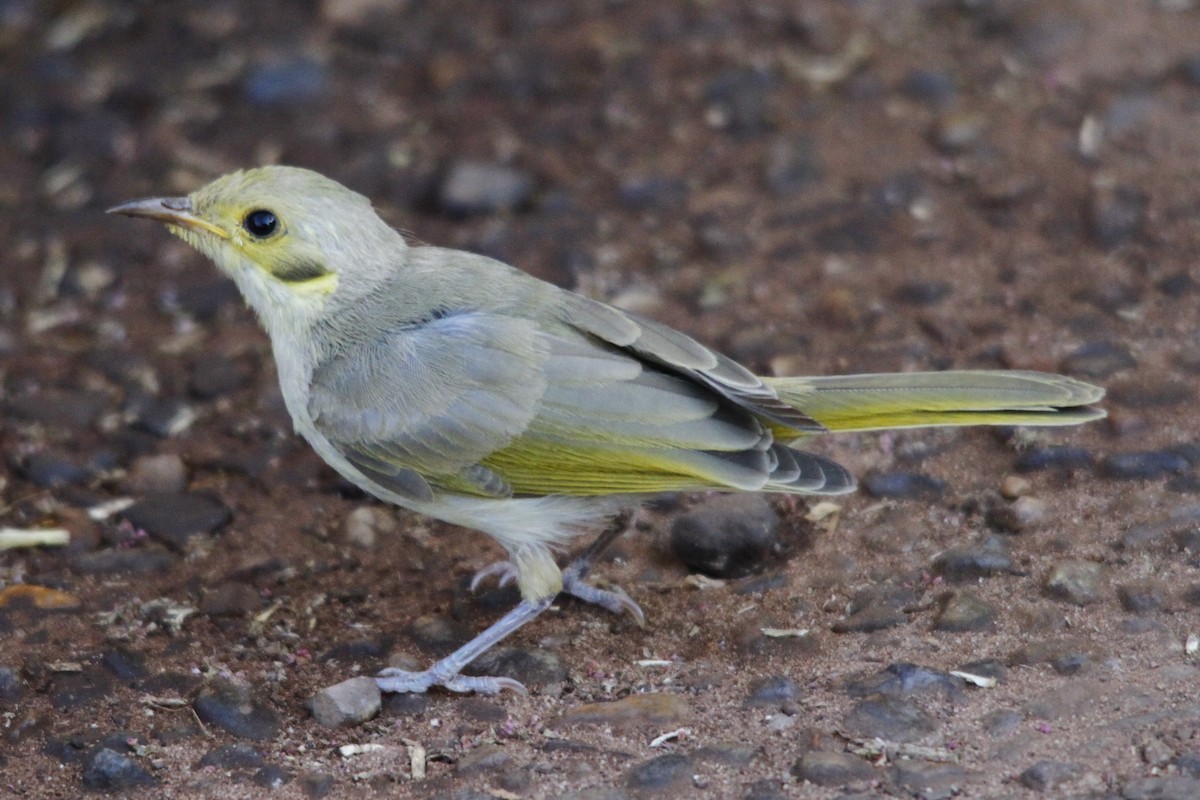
[106,197,229,240]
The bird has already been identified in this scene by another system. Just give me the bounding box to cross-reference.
[109,166,1105,696]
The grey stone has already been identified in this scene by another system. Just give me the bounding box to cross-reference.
[437,160,533,215]
[194,678,281,741]
[669,494,782,579]
[843,695,938,743]
[81,747,157,791]
[1018,760,1079,791]
[933,590,995,632]
[624,753,693,791]
[744,675,801,708]
[121,492,231,551]
[310,677,381,727]
[792,751,875,785]
[1043,561,1105,606]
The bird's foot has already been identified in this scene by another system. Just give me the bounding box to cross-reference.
[471,559,644,626]
[561,565,646,626]
[375,666,526,696]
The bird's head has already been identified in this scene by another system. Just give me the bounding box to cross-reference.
[109,166,402,328]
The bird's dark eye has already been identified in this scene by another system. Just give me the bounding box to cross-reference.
[243,209,278,238]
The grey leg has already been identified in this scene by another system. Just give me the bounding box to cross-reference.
[382,516,644,696]
[560,512,645,626]
[376,596,553,695]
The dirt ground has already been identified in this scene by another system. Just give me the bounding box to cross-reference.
[4,1,1200,798]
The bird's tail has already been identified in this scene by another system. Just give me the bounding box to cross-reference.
[765,370,1105,434]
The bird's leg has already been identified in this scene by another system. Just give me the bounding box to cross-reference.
[470,512,644,624]
[376,596,553,695]
[380,515,643,696]
[559,511,645,626]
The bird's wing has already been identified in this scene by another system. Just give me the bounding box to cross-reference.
[307,308,845,500]
[557,293,824,433]
[307,312,549,502]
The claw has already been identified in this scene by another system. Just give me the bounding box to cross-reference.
[444,675,528,696]
[469,561,518,592]
[561,571,646,627]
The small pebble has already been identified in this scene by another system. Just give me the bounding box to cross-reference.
[71,546,176,575]
[1121,776,1200,800]
[791,751,875,785]
[1051,652,1091,675]
[999,475,1031,499]
[242,58,328,106]
[310,676,381,727]
[125,454,187,495]
[862,471,945,501]
[1014,445,1095,472]
[198,743,266,770]
[1117,581,1167,614]
[130,397,195,438]
[933,590,995,632]
[193,678,282,741]
[1100,451,1191,480]
[845,663,962,701]
[121,492,231,551]
[831,605,908,634]
[436,160,533,216]
[625,753,694,791]
[843,695,938,743]
[933,110,988,152]
[669,494,782,579]
[1043,561,1105,606]
[342,506,396,549]
[1059,341,1136,379]
[986,496,1047,533]
[931,538,1016,581]
[743,675,801,708]
[81,747,157,791]
[1141,738,1175,768]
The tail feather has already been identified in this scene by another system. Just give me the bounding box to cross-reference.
[765,370,1106,434]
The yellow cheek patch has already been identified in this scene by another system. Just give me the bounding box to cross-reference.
[289,271,339,296]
